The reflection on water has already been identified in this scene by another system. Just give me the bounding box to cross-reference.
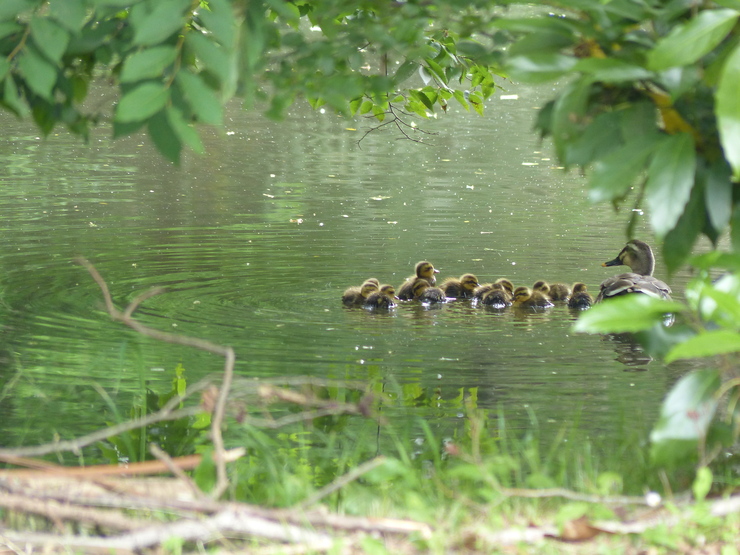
[0,86,696,455]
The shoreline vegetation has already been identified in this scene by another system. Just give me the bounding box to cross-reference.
[1,260,739,553]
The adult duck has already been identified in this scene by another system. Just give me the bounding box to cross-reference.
[596,240,671,302]
[397,261,439,300]
[440,273,479,298]
[567,282,593,309]
[342,279,380,306]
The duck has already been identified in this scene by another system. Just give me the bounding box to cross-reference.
[397,261,439,299]
[342,279,380,306]
[548,283,572,302]
[480,283,512,308]
[568,282,593,309]
[418,285,448,304]
[473,278,515,302]
[440,273,479,298]
[512,286,554,309]
[596,240,671,302]
[364,284,398,309]
[532,280,550,296]
[494,278,515,299]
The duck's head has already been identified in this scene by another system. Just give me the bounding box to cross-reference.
[532,280,550,294]
[360,280,380,298]
[379,284,398,298]
[364,278,381,288]
[459,273,480,292]
[513,286,531,302]
[572,282,589,294]
[411,278,431,298]
[495,278,514,295]
[603,240,655,276]
[415,261,439,281]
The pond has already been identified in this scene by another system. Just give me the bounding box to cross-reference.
[0,82,697,464]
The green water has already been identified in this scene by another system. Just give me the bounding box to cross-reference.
[0,84,696,459]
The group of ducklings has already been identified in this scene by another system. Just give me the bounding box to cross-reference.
[342,239,671,311]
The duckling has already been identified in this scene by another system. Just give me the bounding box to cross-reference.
[512,286,554,309]
[397,260,439,299]
[480,283,512,308]
[440,273,479,298]
[342,279,380,306]
[549,283,572,302]
[532,280,550,296]
[596,240,671,302]
[568,282,593,309]
[418,285,447,304]
[364,284,398,309]
[494,278,515,298]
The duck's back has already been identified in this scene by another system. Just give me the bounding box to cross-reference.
[597,272,671,302]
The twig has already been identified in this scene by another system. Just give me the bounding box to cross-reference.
[149,443,209,500]
[74,257,234,499]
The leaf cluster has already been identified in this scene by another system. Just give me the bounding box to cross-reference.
[491,1,740,272]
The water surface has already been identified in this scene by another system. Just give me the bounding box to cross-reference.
[0,84,696,458]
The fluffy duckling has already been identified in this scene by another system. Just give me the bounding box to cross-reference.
[440,273,479,298]
[532,280,550,295]
[364,284,398,309]
[480,283,512,308]
[418,285,447,304]
[512,286,554,309]
[568,282,593,309]
[474,278,514,302]
[342,279,380,306]
[495,278,515,297]
[596,240,671,302]
[397,260,439,299]
[549,283,572,302]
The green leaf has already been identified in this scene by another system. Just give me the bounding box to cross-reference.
[197,0,236,47]
[120,46,178,83]
[506,53,577,83]
[184,31,235,92]
[115,82,169,123]
[574,58,653,82]
[409,89,434,111]
[662,181,705,273]
[166,105,204,155]
[716,43,740,181]
[648,9,740,70]
[704,160,733,232]
[650,369,720,443]
[0,21,22,40]
[645,133,696,238]
[0,58,9,81]
[132,0,189,47]
[665,330,740,363]
[48,0,88,33]
[551,76,592,164]
[393,60,417,84]
[693,467,713,501]
[572,295,686,334]
[565,111,622,167]
[147,109,181,163]
[193,449,216,492]
[0,0,37,21]
[30,17,71,65]
[588,133,660,203]
[18,47,58,100]
[175,71,224,125]
[3,76,30,117]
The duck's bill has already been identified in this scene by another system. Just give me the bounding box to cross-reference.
[602,257,622,267]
